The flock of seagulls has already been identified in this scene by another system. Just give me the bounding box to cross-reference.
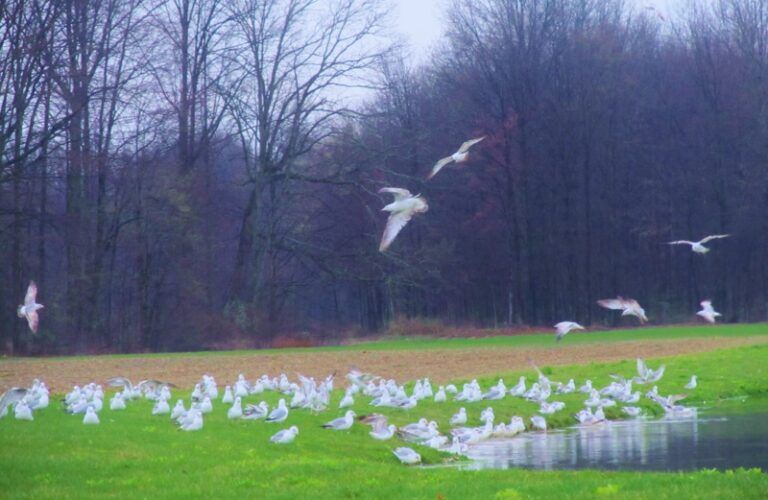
[10,128,730,338]
[1,361,698,466]
[377,137,484,252]
[0,116,723,468]
[549,233,730,340]
[372,136,730,343]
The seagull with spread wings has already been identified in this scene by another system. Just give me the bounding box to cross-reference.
[17,281,43,333]
[378,188,428,252]
[696,300,721,324]
[0,388,27,418]
[554,321,585,342]
[597,297,648,323]
[427,137,485,180]
[667,234,729,254]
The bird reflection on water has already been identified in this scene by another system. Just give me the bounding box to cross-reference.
[463,413,768,471]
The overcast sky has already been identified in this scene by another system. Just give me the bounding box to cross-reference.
[391,0,446,63]
[391,0,680,64]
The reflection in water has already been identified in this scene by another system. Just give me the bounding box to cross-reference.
[464,413,768,471]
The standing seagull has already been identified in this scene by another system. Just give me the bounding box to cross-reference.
[266,399,289,423]
[667,234,730,254]
[554,321,585,342]
[378,188,429,252]
[322,410,356,431]
[696,300,721,324]
[427,137,486,180]
[597,297,648,323]
[17,281,44,333]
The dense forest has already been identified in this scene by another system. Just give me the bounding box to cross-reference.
[2,0,768,354]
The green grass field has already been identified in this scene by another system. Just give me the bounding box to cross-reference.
[1,327,767,498]
[8,322,767,362]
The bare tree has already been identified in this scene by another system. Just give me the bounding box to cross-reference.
[224,0,388,335]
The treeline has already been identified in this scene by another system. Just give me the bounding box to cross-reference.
[2,0,768,354]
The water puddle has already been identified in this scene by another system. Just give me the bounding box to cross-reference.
[461,413,768,471]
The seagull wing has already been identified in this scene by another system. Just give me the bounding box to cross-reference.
[24,281,38,306]
[624,298,642,309]
[25,309,40,333]
[378,187,412,201]
[358,413,386,426]
[667,394,687,405]
[379,208,416,252]
[107,377,133,391]
[427,156,454,180]
[699,234,730,244]
[667,240,694,246]
[637,358,648,378]
[268,406,287,421]
[457,136,486,153]
[372,416,389,433]
[597,298,627,310]
[0,388,27,416]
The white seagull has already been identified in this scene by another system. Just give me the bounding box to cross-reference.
[14,400,33,421]
[83,407,100,425]
[266,399,289,423]
[530,415,547,431]
[450,407,467,426]
[109,393,126,410]
[371,424,397,441]
[685,375,697,390]
[152,399,170,415]
[597,297,648,323]
[392,447,421,465]
[322,410,356,430]
[667,234,729,254]
[270,426,299,444]
[433,386,446,403]
[554,321,585,342]
[227,397,243,420]
[180,410,203,431]
[696,301,721,324]
[622,406,642,417]
[427,136,486,180]
[243,401,269,420]
[378,188,429,252]
[17,281,44,333]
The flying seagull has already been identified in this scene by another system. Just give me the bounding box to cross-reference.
[696,300,721,324]
[554,321,585,342]
[378,188,428,252]
[667,234,730,254]
[17,281,43,333]
[427,137,485,180]
[597,297,648,323]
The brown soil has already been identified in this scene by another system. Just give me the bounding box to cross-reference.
[1,336,765,393]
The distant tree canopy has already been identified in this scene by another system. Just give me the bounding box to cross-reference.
[1,0,768,354]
